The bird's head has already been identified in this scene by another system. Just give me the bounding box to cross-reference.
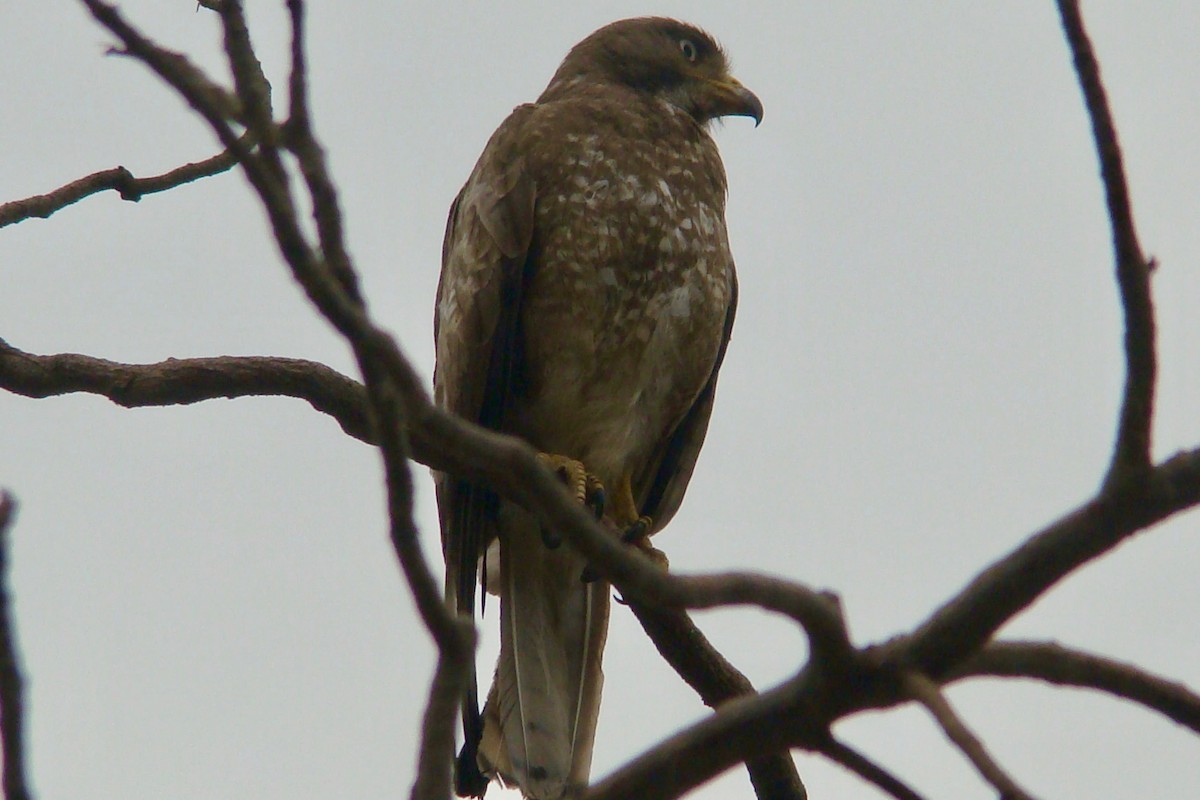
[545,17,763,127]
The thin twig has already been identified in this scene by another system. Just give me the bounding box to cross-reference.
[898,1,1168,682]
[1056,0,1156,485]
[214,0,275,145]
[283,0,358,302]
[902,672,1037,800]
[0,493,33,800]
[949,639,1200,734]
[0,139,247,229]
[83,0,244,134]
[818,737,926,800]
[194,0,460,645]
[79,0,272,210]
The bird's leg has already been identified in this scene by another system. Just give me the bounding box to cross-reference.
[536,453,605,549]
[580,473,667,582]
[611,473,654,546]
[614,473,668,570]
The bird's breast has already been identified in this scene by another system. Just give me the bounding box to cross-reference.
[509,126,734,484]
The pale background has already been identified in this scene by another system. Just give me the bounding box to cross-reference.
[2,2,1199,798]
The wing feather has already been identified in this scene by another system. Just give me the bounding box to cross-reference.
[636,270,738,530]
[434,106,538,797]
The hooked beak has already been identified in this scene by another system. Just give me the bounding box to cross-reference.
[703,76,764,127]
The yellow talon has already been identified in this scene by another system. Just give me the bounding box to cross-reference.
[536,453,606,543]
[621,515,653,543]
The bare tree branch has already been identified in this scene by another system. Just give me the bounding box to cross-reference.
[902,672,1037,800]
[628,602,758,706]
[83,1,245,138]
[283,0,358,301]
[1056,0,1156,485]
[628,601,807,800]
[0,339,372,443]
[949,640,1200,735]
[216,1,275,145]
[640,575,850,667]
[0,138,247,229]
[364,367,474,800]
[8,347,1199,730]
[587,679,825,800]
[817,737,926,800]
[0,493,32,800]
[900,447,1200,678]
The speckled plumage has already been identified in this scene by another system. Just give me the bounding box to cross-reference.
[434,17,759,799]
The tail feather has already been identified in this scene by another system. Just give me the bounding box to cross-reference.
[478,505,610,799]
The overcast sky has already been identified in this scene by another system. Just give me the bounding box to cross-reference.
[2,2,1199,798]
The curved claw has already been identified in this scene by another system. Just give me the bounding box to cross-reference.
[585,476,606,520]
[536,452,605,549]
[540,524,562,549]
[621,515,653,544]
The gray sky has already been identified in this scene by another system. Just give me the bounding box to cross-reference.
[3,2,1199,798]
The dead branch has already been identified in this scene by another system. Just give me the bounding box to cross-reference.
[1056,0,1156,485]
[0,138,247,229]
[950,640,1200,734]
[0,339,372,443]
[586,679,824,800]
[0,493,32,800]
[899,447,1200,679]
[902,672,1037,800]
[816,738,927,800]
[628,602,807,800]
[283,0,356,299]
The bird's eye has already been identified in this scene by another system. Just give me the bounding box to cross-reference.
[679,39,698,62]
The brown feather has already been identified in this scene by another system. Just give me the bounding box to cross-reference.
[433,17,757,799]
[637,272,738,530]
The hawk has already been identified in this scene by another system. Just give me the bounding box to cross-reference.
[434,17,761,799]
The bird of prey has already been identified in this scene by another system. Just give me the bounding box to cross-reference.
[434,17,761,799]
